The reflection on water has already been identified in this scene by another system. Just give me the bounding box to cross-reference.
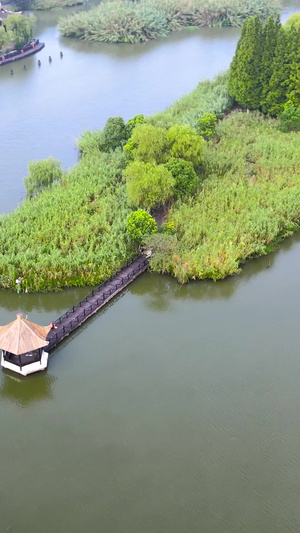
[0,286,90,314]
[0,372,56,407]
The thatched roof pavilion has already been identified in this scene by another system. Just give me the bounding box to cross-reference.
[0,314,52,376]
[0,313,51,355]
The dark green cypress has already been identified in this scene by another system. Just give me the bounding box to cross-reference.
[260,16,281,113]
[265,27,295,115]
[286,25,300,107]
[228,15,263,109]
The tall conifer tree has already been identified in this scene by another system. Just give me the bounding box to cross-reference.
[265,27,292,115]
[260,16,281,113]
[228,16,263,109]
[286,26,300,106]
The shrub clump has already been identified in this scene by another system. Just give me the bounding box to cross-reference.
[127,209,157,243]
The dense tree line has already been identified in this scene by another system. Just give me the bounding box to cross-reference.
[229,15,300,117]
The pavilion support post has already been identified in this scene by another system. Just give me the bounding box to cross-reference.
[18,354,22,371]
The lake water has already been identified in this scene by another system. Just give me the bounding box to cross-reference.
[1,2,300,531]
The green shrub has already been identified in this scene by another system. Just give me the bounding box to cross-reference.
[123,160,174,210]
[197,113,218,139]
[124,124,169,163]
[127,209,157,243]
[126,114,145,137]
[77,130,106,155]
[284,13,300,29]
[145,233,178,274]
[6,14,35,49]
[166,158,200,198]
[103,117,128,151]
[167,125,206,168]
[279,102,300,132]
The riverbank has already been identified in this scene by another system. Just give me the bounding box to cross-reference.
[59,0,281,43]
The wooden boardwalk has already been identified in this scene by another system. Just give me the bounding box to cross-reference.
[47,255,149,351]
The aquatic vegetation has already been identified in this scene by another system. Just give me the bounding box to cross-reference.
[149,73,233,129]
[149,112,300,282]
[33,0,83,10]
[59,0,281,43]
[0,151,135,292]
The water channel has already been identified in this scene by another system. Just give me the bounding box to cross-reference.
[1,1,300,531]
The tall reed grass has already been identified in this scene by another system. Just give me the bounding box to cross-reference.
[59,0,281,43]
[150,111,300,282]
[150,73,233,129]
[0,151,134,291]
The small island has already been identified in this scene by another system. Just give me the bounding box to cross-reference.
[59,0,281,43]
[1,13,300,291]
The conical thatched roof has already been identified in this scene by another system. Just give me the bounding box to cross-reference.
[0,314,52,355]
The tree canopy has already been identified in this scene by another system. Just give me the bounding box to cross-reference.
[126,210,157,243]
[124,161,174,210]
[229,15,300,116]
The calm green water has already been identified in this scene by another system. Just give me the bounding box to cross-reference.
[2,1,300,531]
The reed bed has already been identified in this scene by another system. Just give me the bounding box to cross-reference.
[0,151,134,292]
[59,0,281,43]
[150,111,300,282]
[150,73,233,129]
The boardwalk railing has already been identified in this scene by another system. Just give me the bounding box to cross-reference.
[47,255,149,351]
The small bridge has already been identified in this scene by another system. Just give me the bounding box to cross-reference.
[47,255,149,351]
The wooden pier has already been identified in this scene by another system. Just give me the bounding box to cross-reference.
[46,255,149,351]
